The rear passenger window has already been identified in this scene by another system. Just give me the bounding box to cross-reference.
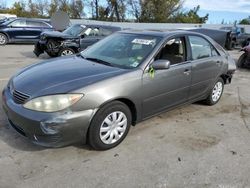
[99,28,113,36]
[189,36,219,60]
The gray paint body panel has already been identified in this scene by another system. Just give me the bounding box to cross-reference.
[2,30,234,147]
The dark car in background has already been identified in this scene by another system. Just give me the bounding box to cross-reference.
[220,26,250,48]
[187,28,233,50]
[0,18,53,45]
[33,24,121,57]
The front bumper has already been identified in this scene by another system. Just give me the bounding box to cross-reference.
[2,88,95,147]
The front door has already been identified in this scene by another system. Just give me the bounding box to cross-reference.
[7,19,29,41]
[142,37,192,118]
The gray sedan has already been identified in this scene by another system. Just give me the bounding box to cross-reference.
[2,30,235,150]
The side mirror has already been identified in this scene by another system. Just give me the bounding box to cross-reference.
[151,59,170,70]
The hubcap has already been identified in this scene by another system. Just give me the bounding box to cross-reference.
[212,81,223,102]
[99,111,127,145]
[0,35,6,45]
[61,50,74,56]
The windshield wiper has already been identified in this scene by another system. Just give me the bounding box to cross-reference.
[85,57,114,67]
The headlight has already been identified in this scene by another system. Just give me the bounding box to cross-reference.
[23,94,83,112]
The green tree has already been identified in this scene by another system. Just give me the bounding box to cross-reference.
[139,0,183,22]
[28,0,39,17]
[59,0,71,13]
[36,0,49,17]
[69,0,84,19]
[239,18,250,25]
[48,0,59,16]
[9,2,29,17]
[172,5,208,23]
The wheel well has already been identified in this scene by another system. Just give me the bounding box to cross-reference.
[114,98,137,126]
[69,46,78,53]
[220,74,230,84]
[0,32,8,40]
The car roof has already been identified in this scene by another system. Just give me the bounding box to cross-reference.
[12,18,50,23]
[118,29,204,38]
[73,23,121,30]
[9,18,52,26]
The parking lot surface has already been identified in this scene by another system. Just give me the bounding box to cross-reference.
[0,45,250,188]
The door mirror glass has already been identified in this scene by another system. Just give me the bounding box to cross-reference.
[151,60,170,70]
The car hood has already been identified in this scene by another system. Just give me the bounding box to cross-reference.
[0,24,6,28]
[41,31,76,39]
[12,55,127,97]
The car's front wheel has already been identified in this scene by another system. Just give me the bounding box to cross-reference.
[59,48,75,56]
[204,77,224,105]
[0,33,8,45]
[88,101,132,150]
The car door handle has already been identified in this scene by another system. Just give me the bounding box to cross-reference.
[183,69,191,75]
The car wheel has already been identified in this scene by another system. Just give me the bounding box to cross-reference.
[46,40,59,57]
[46,51,58,57]
[237,53,247,68]
[204,77,224,106]
[0,33,8,45]
[59,48,75,56]
[88,101,132,150]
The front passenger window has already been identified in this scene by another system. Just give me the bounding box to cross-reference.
[9,20,26,27]
[156,37,186,65]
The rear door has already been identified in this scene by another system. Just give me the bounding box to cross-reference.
[187,35,222,100]
[142,36,192,118]
[26,21,51,41]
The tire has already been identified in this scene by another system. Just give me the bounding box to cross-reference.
[46,51,58,57]
[88,101,132,150]
[204,77,224,106]
[59,48,75,56]
[46,40,59,57]
[0,33,8,45]
[237,53,247,68]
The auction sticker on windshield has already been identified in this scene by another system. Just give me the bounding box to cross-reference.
[132,39,156,46]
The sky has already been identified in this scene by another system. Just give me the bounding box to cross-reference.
[2,0,250,24]
[183,0,250,24]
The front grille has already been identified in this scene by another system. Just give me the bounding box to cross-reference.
[12,90,30,104]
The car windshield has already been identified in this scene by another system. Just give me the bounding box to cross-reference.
[63,24,86,37]
[80,33,161,69]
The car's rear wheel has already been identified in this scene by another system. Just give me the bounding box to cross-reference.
[204,77,224,105]
[237,53,248,68]
[0,33,8,45]
[59,48,75,56]
[88,101,131,150]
